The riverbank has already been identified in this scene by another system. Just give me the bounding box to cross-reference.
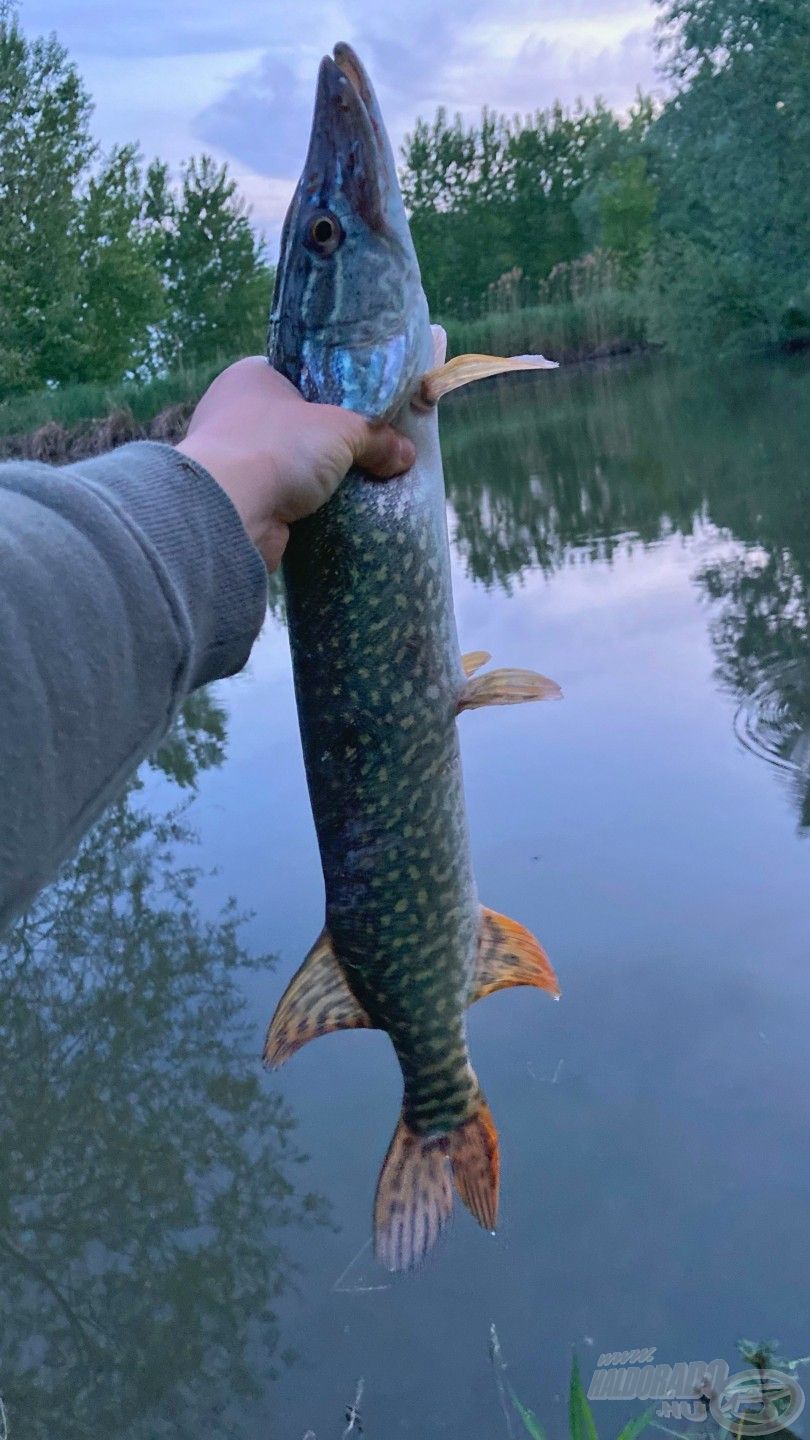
[0,359,223,452]
[442,290,648,364]
[0,296,651,460]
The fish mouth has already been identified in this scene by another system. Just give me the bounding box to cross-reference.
[333,42,376,120]
[304,45,387,233]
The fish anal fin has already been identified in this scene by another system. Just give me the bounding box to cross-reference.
[450,1092,500,1230]
[420,352,558,405]
[458,668,562,712]
[263,930,373,1069]
[471,906,560,1002]
[374,1115,454,1272]
[461,649,491,678]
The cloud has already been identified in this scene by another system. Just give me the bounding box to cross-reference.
[193,3,660,251]
[20,0,305,57]
[196,52,315,177]
[24,0,660,248]
[469,27,661,115]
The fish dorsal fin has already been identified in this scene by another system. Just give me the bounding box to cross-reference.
[461,649,492,677]
[263,930,373,1069]
[420,352,558,405]
[470,907,560,1003]
[458,668,562,712]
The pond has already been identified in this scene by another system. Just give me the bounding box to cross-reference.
[2,353,810,1439]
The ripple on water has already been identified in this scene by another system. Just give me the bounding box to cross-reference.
[733,658,810,805]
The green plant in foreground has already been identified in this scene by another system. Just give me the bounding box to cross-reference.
[490,1326,653,1440]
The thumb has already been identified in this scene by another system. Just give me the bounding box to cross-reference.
[344,416,416,478]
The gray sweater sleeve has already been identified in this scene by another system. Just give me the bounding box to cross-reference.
[0,441,268,931]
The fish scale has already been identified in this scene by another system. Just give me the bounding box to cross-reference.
[283,450,481,1133]
[264,41,561,1270]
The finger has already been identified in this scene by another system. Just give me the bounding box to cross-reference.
[347,419,415,478]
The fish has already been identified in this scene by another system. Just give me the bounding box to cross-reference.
[265,43,561,1271]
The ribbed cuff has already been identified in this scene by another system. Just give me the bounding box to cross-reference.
[68,441,268,688]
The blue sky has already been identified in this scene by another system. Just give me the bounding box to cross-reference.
[27,1,662,252]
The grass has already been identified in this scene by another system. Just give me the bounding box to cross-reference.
[443,292,648,365]
[0,292,649,440]
[490,1327,653,1440]
[0,358,225,437]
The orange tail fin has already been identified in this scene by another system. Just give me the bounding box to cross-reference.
[373,1093,500,1271]
[450,1092,500,1230]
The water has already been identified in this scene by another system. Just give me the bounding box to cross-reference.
[2,355,810,1438]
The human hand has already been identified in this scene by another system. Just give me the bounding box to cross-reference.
[177,356,416,570]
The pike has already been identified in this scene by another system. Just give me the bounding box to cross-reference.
[265,43,561,1271]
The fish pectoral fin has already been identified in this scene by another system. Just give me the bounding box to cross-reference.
[458,668,562,712]
[461,649,492,678]
[263,929,373,1069]
[470,906,560,1003]
[374,1116,454,1272]
[419,352,558,405]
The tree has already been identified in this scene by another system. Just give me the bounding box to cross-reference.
[657,0,810,81]
[74,144,165,382]
[0,8,272,396]
[152,154,273,371]
[400,100,656,315]
[649,0,810,350]
[0,3,93,390]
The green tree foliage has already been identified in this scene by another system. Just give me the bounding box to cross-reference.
[597,158,657,274]
[150,154,272,372]
[4,0,809,388]
[401,101,654,315]
[401,0,809,355]
[0,6,271,397]
[0,3,93,390]
[74,143,165,381]
[648,0,810,350]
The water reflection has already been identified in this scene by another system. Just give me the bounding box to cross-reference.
[0,697,328,1439]
[442,355,810,829]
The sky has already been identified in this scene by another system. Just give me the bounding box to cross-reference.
[24,1,663,254]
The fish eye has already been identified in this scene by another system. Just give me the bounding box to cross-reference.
[306,210,343,256]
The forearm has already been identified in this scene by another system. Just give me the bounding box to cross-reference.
[0,442,267,931]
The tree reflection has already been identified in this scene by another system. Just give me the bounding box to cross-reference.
[0,694,328,1438]
[442,357,810,829]
[442,362,693,588]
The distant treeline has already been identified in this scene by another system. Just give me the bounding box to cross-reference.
[1,0,809,401]
[401,0,810,355]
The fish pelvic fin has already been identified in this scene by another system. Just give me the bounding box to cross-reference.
[461,649,492,677]
[450,1090,500,1231]
[373,1094,501,1271]
[458,667,562,712]
[471,906,561,1003]
[419,352,558,405]
[374,1116,454,1272]
[263,929,373,1069]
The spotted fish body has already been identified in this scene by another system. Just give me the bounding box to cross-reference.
[284,371,483,1135]
[265,44,560,1270]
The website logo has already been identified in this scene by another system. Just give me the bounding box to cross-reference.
[710,1369,805,1436]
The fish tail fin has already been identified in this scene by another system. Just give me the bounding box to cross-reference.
[373,1115,454,1272]
[373,1091,500,1271]
[450,1089,500,1231]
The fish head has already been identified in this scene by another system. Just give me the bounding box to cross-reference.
[268,44,433,423]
